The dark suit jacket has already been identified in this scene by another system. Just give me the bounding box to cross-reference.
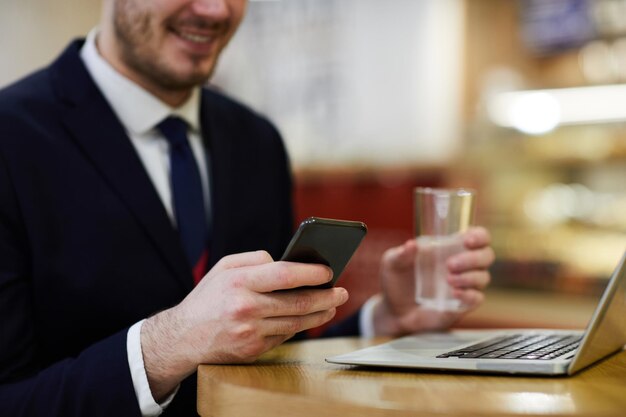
[0,40,318,416]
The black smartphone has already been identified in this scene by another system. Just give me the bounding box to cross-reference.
[280,217,368,289]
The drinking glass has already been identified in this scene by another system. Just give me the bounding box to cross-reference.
[414,187,475,311]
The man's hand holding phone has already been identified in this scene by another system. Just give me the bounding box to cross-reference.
[139,217,366,400]
[141,250,349,400]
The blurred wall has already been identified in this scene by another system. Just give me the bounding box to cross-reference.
[213,0,465,169]
[0,0,98,88]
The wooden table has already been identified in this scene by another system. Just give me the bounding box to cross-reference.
[197,337,626,417]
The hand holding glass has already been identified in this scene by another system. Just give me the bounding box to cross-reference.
[414,187,475,311]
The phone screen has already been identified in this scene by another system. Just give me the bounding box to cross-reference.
[280,217,367,288]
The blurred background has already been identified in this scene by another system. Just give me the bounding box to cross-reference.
[2,0,625,330]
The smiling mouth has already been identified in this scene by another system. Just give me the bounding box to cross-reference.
[176,30,213,44]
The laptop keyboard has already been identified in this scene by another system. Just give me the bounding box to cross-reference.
[437,334,582,360]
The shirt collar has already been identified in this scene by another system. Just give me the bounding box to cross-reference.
[80,28,201,135]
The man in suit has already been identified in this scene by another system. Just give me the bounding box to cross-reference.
[0,1,494,416]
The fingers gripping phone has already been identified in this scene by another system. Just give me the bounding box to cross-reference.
[280,217,368,289]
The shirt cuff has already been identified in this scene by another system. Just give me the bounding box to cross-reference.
[127,320,179,416]
[359,293,383,338]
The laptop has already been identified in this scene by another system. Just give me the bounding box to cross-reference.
[326,250,626,376]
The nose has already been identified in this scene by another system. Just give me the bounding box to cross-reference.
[190,0,231,18]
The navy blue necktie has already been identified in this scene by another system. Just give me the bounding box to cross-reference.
[157,117,208,282]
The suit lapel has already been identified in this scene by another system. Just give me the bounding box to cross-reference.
[52,41,193,292]
[199,91,230,265]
